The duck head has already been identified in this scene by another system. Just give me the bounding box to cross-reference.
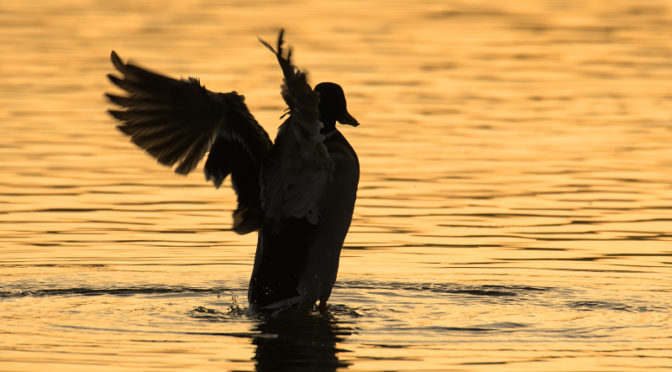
[315,82,359,131]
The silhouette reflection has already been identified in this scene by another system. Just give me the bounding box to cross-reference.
[252,311,352,371]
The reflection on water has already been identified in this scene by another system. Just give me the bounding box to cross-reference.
[253,313,351,371]
[2,0,672,371]
[191,304,353,371]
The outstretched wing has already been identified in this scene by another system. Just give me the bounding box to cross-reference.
[259,30,334,226]
[106,51,272,233]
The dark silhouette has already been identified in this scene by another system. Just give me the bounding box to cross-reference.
[253,312,352,371]
[106,30,359,313]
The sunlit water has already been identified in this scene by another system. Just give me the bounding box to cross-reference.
[2,1,672,371]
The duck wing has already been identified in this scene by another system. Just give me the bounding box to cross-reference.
[259,30,334,226]
[106,51,272,233]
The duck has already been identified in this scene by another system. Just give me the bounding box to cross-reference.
[105,30,359,313]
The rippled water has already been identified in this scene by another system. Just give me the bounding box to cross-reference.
[2,0,672,371]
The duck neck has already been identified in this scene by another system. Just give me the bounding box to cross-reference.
[321,119,337,137]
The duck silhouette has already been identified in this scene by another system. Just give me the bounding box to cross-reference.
[106,30,359,313]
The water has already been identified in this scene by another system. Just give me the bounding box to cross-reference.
[2,0,672,370]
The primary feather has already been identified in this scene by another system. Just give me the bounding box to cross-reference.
[106,50,272,232]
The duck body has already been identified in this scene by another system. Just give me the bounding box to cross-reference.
[249,127,359,312]
[106,30,359,313]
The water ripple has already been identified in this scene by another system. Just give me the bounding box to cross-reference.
[0,286,221,298]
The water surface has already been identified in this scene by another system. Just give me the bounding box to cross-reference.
[1,1,672,371]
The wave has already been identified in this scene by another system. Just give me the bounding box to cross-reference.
[337,280,551,297]
[0,286,222,298]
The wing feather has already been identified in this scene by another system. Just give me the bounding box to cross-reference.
[106,51,272,233]
[258,30,334,226]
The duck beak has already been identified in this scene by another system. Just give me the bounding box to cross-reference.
[339,110,360,126]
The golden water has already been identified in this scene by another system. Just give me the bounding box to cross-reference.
[1,1,672,371]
